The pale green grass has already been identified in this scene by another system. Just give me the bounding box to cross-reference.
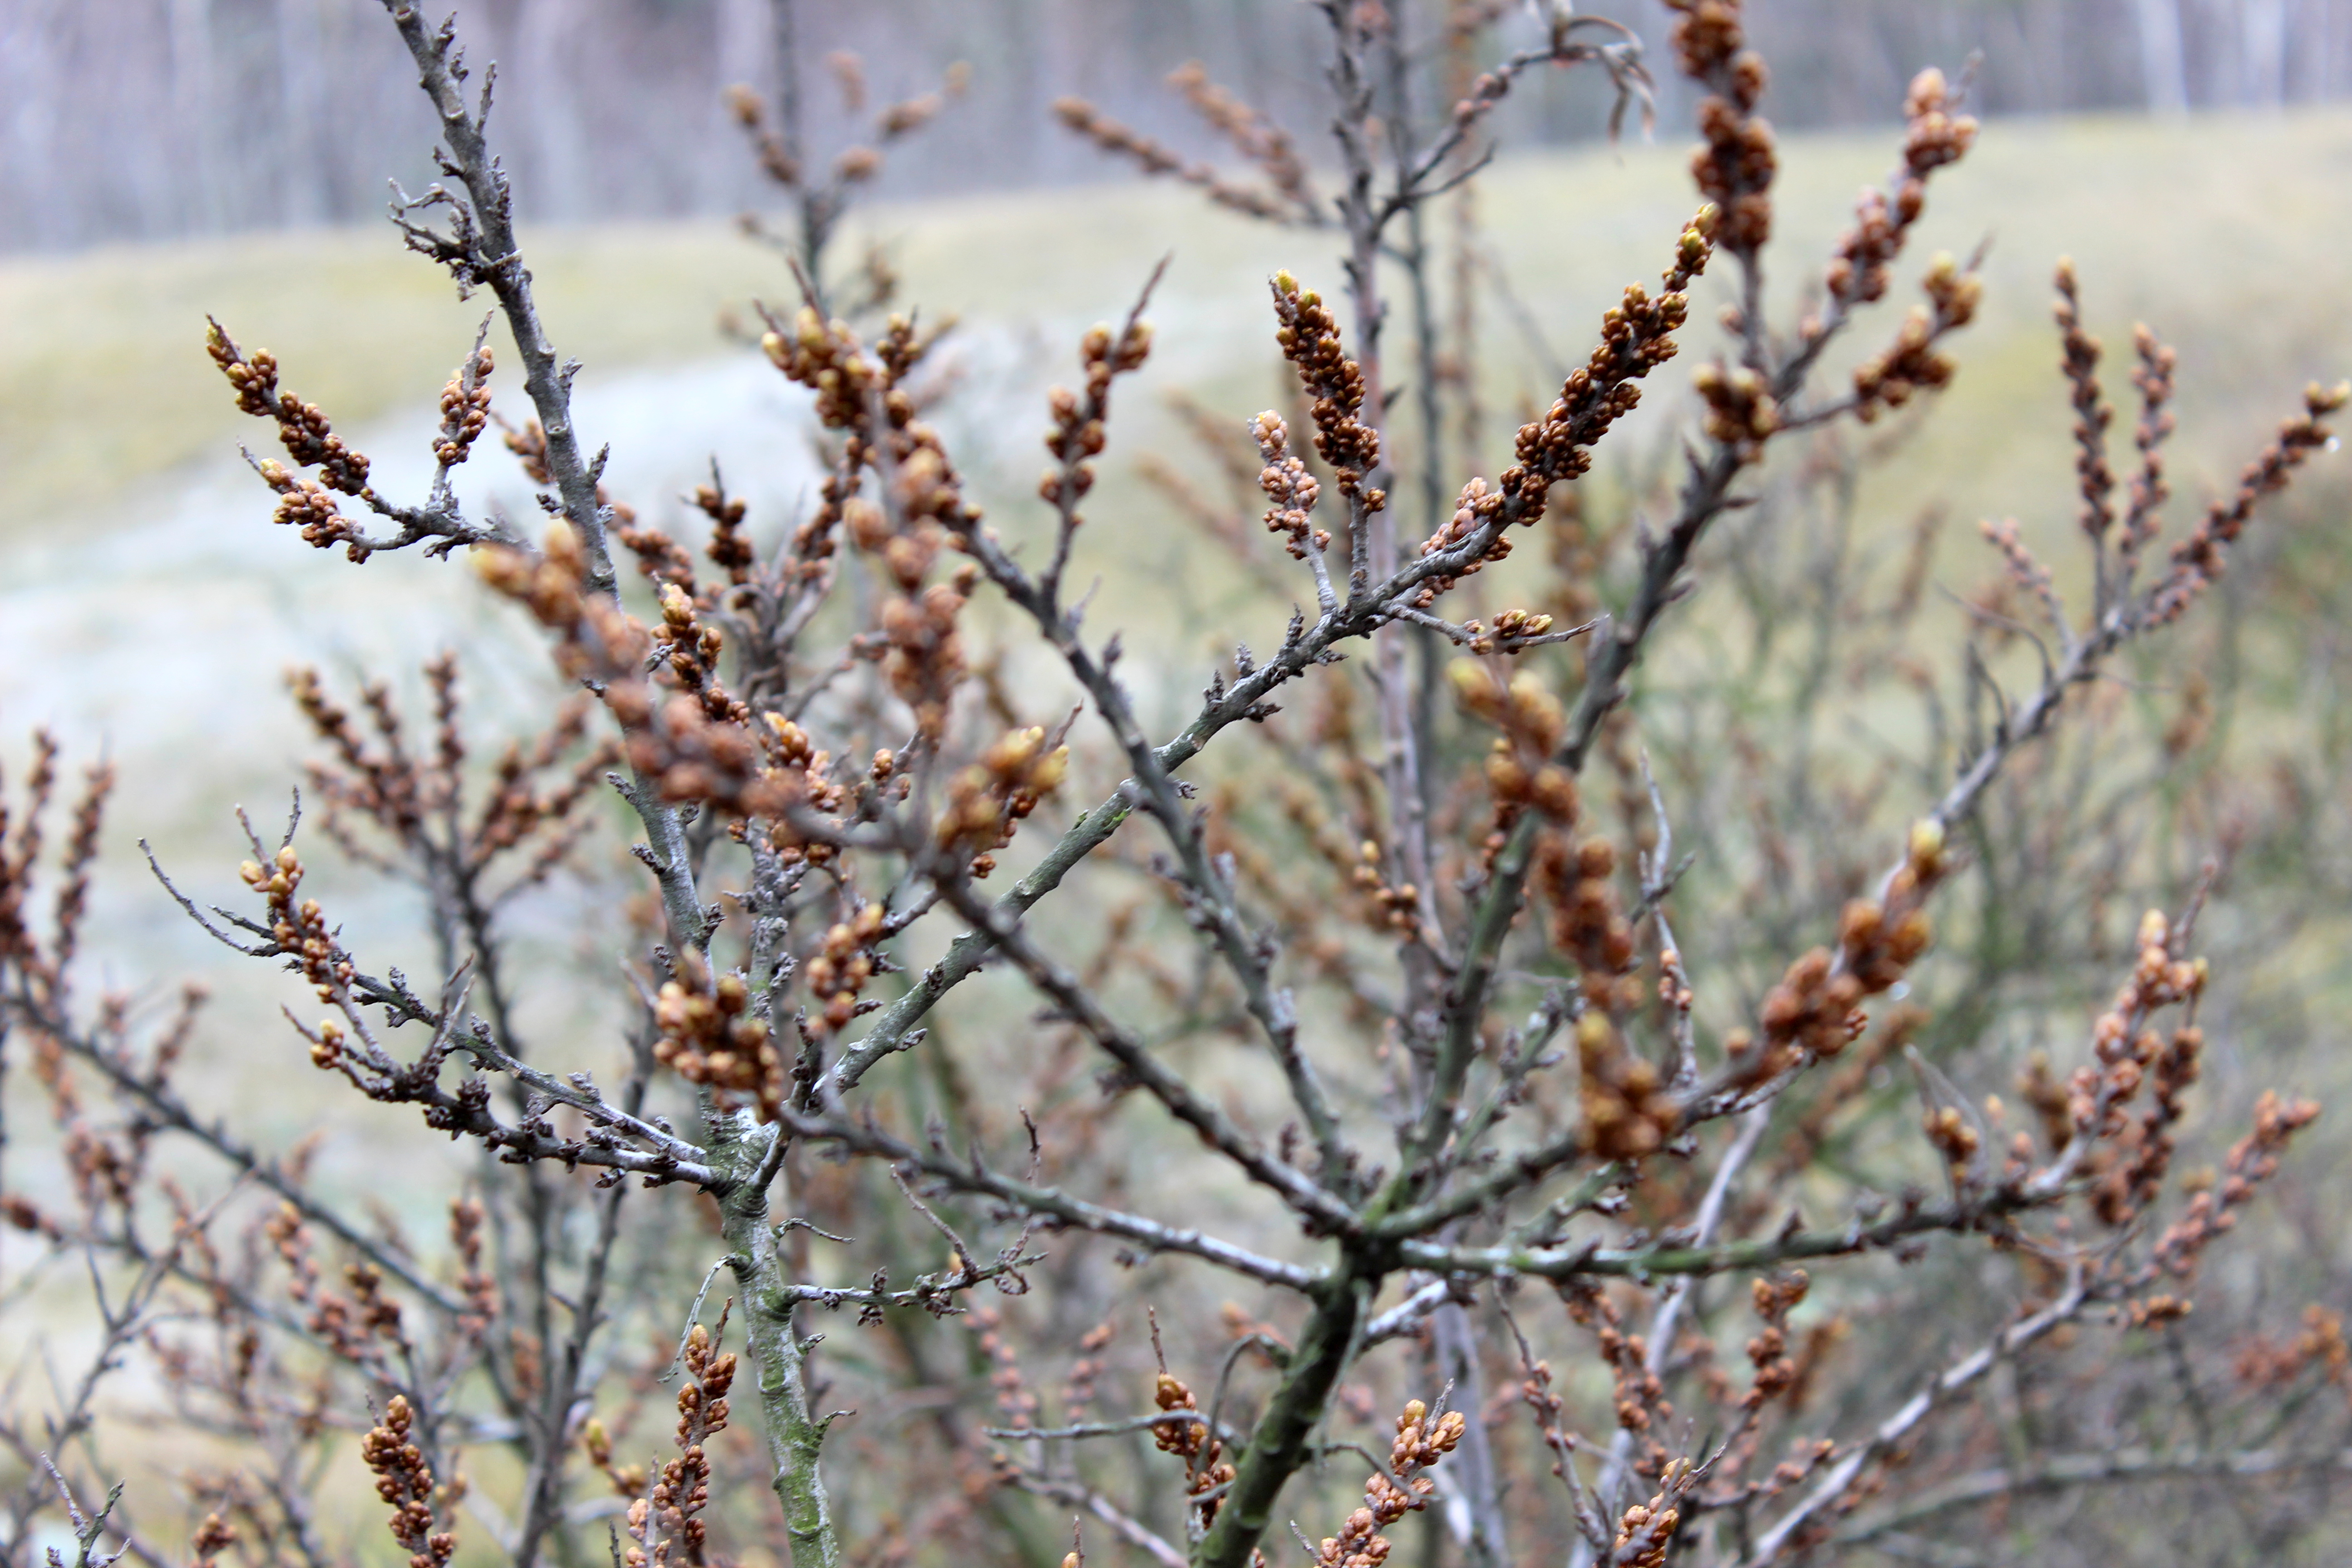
[0,223,772,534]
[9,107,2350,543]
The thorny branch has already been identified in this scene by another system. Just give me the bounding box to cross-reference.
[6,3,2347,1568]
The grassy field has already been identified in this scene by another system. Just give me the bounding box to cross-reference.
[8,107,2351,544]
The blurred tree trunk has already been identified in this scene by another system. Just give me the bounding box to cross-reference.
[703,0,769,210]
[769,0,803,162]
[2133,0,2192,112]
[2,0,68,246]
[2241,0,2290,102]
[170,0,223,231]
[518,0,588,220]
[276,0,331,223]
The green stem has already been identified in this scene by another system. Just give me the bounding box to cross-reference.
[711,1111,840,1568]
[1193,1263,1376,1568]
[822,795,1132,1096]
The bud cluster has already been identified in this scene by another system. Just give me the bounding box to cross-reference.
[1730,821,1945,1085]
[1742,1270,1812,1412]
[1576,1012,1678,1160]
[2057,907,2209,1157]
[1564,1280,1673,1475]
[1668,0,1775,253]
[1462,608,1555,656]
[2151,1089,2320,1283]
[190,1513,236,1568]
[765,308,986,736]
[238,846,349,1005]
[654,959,783,1120]
[1536,836,1637,1000]
[1851,255,1980,423]
[618,516,703,597]
[1054,95,1302,224]
[802,902,892,1033]
[208,320,374,496]
[1270,271,1383,508]
[1455,663,1580,863]
[1309,1399,1466,1568]
[432,341,494,469]
[2148,379,2350,624]
[2053,257,2115,543]
[1414,212,1713,601]
[936,725,1071,877]
[1145,1366,1235,1529]
[1612,1478,1687,1568]
[1252,410,1328,559]
[450,1196,495,1340]
[2118,322,2180,571]
[360,1395,456,1568]
[474,522,650,691]
[1040,313,1153,523]
[267,1201,412,1369]
[653,583,749,726]
[1692,361,1778,454]
[1823,69,1976,309]
[1167,62,1316,217]
[1977,515,2057,608]
[255,459,361,556]
[974,1304,1040,1431]
[630,1313,735,1568]
[692,480,756,585]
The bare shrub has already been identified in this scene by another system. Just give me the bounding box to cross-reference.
[5,3,2350,1567]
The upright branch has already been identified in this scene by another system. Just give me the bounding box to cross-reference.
[375,2,616,595]
[1271,270,1387,591]
[361,1396,456,1568]
[727,27,970,316]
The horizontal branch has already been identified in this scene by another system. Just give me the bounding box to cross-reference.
[449,1029,717,1178]
[983,1411,1206,1441]
[1368,1128,1592,1239]
[778,1108,1320,1291]
[993,1465,1187,1568]
[1362,1277,1460,1344]
[1396,1184,2044,1282]
[1837,1444,2352,1546]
